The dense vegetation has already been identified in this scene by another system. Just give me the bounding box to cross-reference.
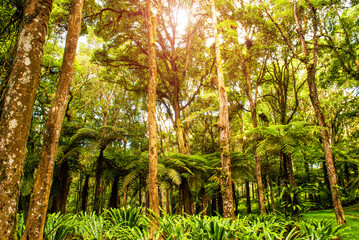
[0,0,358,239]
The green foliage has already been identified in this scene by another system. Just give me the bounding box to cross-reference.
[105,207,147,228]
[43,213,75,240]
[297,219,345,239]
[75,212,110,240]
[16,212,25,239]
[278,184,317,217]
[248,122,321,157]
[16,209,349,239]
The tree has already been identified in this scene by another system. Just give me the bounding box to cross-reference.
[73,125,126,213]
[262,0,346,224]
[21,0,84,237]
[210,0,235,219]
[0,0,53,238]
[146,0,160,238]
[292,0,346,225]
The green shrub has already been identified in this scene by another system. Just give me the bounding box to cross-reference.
[43,212,75,240]
[296,219,346,240]
[105,207,147,228]
[75,212,110,240]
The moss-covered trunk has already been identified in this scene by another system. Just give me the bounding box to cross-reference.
[21,0,83,237]
[0,0,53,237]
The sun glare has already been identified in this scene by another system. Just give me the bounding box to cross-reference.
[174,8,189,35]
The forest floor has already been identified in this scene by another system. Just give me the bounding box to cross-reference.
[303,203,359,240]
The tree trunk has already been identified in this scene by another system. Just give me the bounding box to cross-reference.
[109,175,120,209]
[211,197,217,216]
[81,175,89,211]
[145,0,160,237]
[94,148,105,214]
[123,186,127,207]
[201,187,208,216]
[59,160,71,214]
[0,0,53,238]
[21,0,83,238]
[245,180,252,214]
[166,187,170,214]
[246,83,266,214]
[292,0,346,224]
[239,36,266,215]
[210,0,235,219]
[181,178,193,215]
[268,176,277,212]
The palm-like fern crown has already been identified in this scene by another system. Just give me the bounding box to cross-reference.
[246,121,322,157]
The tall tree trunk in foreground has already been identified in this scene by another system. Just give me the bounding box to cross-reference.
[293,0,345,225]
[0,0,53,238]
[146,0,160,238]
[22,0,84,238]
[210,0,235,219]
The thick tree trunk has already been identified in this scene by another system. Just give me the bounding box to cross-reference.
[282,152,295,187]
[181,178,193,215]
[145,0,160,237]
[21,0,83,238]
[0,0,53,238]
[210,0,235,219]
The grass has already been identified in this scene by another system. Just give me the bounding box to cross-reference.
[303,203,359,240]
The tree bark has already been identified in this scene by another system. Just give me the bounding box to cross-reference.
[109,175,120,209]
[210,0,235,219]
[0,0,53,238]
[81,175,89,211]
[94,148,105,213]
[145,0,160,238]
[181,178,193,215]
[201,187,208,216]
[58,160,71,214]
[21,0,83,237]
